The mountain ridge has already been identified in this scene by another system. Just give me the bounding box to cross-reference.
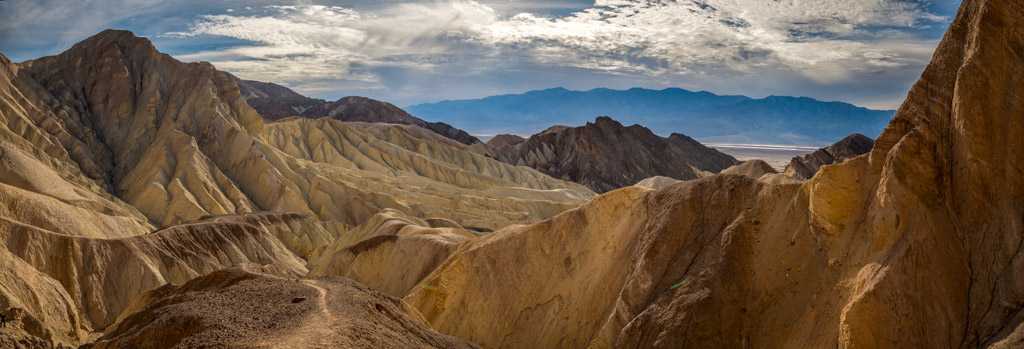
[408,86,895,145]
[488,116,738,192]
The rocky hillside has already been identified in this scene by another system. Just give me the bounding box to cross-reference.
[10,30,589,233]
[489,116,738,192]
[301,96,482,145]
[784,133,874,179]
[236,78,325,120]
[2,1,1022,348]
[235,79,483,146]
[0,29,591,347]
[89,267,477,349]
[394,1,1024,347]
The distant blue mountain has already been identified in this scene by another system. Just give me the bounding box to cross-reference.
[407,87,895,145]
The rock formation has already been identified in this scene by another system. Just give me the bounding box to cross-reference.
[784,133,874,179]
[485,134,526,154]
[2,1,1023,348]
[403,1,1024,347]
[309,209,475,298]
[300,96,483,145]
[489,116,738,192]
[6,29,591,234]
[235,77,484,145]
[721,159,778,178]
[0,28,589,347]
[235,78,325,120]
[88,267,478,349]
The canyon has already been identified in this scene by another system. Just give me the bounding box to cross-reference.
[0,1,1022,348]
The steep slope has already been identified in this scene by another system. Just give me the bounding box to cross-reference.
[491,116,738,192]
[233,78,484,145]
[300,95,482,145]
[262,118,594,230]
[0,247,84,348]
[721,159,778,178]
[408,87,894,145]
[486,134,526,153]
[7,30,590,235]
[784,133,874,179]
[88,268,478,349]
[404,1,1024,347]
[235,78,325,120]
[0,46,153,239]
[0,28,594,348]
[309,209,475,298]
[0,213,309,331]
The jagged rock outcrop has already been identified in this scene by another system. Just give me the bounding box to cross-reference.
[489,116,738,192]
[404,1,1024,348]
[784,133,874,179]
[88,267,479,349]
[299,95,483,145]
[235,78,325,120]
[309,210,475,298]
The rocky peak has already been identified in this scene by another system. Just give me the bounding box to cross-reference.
[490,116,738,192]
[784,133,874,179]
[302,96,416,123]
[297,95,481,144]
[591,115,623,127]
[486,134,526,149]
[235,78,325,120]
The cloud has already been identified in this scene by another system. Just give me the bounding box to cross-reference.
[168,3,499,84]
[167,0,948,99]
[473,0,947,82]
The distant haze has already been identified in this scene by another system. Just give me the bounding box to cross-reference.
[409,87,894,146]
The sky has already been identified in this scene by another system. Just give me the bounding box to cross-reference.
[0,0,962,109]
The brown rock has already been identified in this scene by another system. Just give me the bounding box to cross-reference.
[301,96,483,145]
[784,133,874,179]
[490,116,738,192]
[236,78,325,120]
[721,159,779,178]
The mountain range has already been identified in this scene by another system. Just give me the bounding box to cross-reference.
[237,79,482,145]
[2,1,1024,348]
[408,87,895,145]
[486,116,738,192]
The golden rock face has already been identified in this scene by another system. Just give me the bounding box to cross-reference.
[399,1,1024,348]
[3,1,1024,348]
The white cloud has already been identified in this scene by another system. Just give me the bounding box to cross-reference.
[169,0,948,105]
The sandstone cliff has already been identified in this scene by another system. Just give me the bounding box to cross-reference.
[489,116,738,192]
[784,133,874,179]
[403,1,1024,347]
